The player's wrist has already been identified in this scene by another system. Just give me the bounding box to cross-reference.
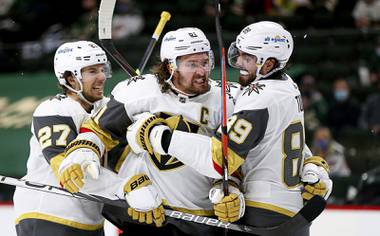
[149,125,172,155]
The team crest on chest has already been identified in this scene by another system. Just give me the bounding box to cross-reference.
[148,112,201,171]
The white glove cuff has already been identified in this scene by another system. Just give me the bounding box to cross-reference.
[125,185,162,212]
[301,163,320,184]
[75,132,105,156]
[59,148,101,179]
[209,184,241,204]
[149,125,171,155]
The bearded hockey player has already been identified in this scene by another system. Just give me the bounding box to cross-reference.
[61,27,242,235]
[130,22,333,236]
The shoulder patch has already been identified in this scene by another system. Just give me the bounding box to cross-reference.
[242,82,266,96]
[49,93,67,101]
[212,80,236,102]
[126,75,146,86]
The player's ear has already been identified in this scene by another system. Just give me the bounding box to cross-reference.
[167,63,175,74]
[65,74,76,88]
[262,58,277,75]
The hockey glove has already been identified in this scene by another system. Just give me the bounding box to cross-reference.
[123,174,165,227]
[126,112,169,155]
[148,115,194,155]
[301,156,333,200]
[209,180,245,222]
[58,133,104,193]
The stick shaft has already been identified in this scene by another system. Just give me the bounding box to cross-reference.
[138,11,171,74]
[214,0,229,196]
[1,174,325,235]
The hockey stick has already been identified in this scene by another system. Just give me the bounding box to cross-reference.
[136,11,171,75]
[214,0,229,197]
[1,174,325,235]
[98,0,138,77]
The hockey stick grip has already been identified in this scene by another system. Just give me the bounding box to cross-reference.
[137,11,171,74]
[153,11,171,39]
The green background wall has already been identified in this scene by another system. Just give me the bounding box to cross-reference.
[0,69,240,177]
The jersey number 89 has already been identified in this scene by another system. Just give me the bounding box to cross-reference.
[282,121,304,187]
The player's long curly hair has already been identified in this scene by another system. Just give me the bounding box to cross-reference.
[151,59,171,93]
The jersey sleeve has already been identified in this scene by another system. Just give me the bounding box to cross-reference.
[211,108,269,175]
[33,115,77,162]
[168,108,269,178]
[32,115,78,177]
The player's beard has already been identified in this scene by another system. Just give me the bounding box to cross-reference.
[239,70,256,87]
[190,76,210,95]
[83,83,105,103]
[175,71,210,95]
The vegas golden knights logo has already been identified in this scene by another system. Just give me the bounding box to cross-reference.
[149,153,184,170]
[149,113,201,170]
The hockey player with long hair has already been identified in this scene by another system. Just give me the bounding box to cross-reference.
[61,27,242,235]
[129,22,333,236]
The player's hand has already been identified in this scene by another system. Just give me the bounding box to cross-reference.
[123,174,165,227]
[301,156,333,200]
[149,115,194,155]
[209,183,245,222]
[59,147,101,193]
[126,112,169,155]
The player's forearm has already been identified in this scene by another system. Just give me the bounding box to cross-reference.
[167,130,222,179]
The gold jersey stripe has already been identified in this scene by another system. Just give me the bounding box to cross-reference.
[211,137,245,175]
[15,212,104,230]
[49,153,65,180]
[245,200,296,217]
[114,145,131,173]
[162,200,215,216]
[82,119,119,152]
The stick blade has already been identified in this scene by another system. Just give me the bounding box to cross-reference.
[98,0,117,40]
[299,195,326,223]
[263,196,326,236]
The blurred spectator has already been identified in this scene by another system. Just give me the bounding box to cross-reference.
[352,0,380,30]
[299,74,328,135]
[243,0,274,17]
[67,0,99,40]
[312,126,351,177]
[368,36,380,72]
[360,77,380,135]
[327,78,360,137]
[67,0,144,41]
[0,0,14,16]
[352,166,380,205]
[0,0,82,43]
[333,0,356,27]
[111,0,144,40]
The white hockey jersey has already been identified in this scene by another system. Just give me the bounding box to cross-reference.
[82,74,235,216]
[168,73,307,216]
[13,94,109,230]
